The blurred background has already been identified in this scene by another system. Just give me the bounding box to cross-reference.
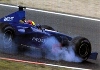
[0,0,100,19]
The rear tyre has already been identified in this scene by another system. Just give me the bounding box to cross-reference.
[71,36,91,61]
[0,23,17,54]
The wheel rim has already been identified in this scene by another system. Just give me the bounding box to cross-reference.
[3,30,13,48]
[79,43,89,57]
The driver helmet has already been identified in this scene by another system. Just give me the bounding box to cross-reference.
[27,20,35,25]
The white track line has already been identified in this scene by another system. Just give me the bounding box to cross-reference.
[0,4,100,22]
[0,57,91,70]
[0,4,18,8]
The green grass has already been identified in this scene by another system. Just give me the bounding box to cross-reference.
[0,59,72,70]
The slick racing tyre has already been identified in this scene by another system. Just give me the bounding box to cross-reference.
[41,25,55,31]
[71,36,91,61]
[0,23,17,54]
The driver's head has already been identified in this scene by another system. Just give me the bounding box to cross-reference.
[27,20,35,25]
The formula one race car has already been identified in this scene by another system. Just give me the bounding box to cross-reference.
[0,6,98,62]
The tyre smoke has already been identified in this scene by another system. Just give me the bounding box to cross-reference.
[0,33,18,54]
[0,33,83,62]
[18,36,83,62]
[41,36,83,62]
[61,47,83,62]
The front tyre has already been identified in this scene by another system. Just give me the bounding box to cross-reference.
[41,25,55,31]
[71,36,91,61]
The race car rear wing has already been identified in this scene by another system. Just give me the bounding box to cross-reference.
[0,6,26,24]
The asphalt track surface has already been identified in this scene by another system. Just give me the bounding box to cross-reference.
[0,5,100,70]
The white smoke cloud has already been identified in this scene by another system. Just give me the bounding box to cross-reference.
[61,47,83,62]
[42,36,83,62]
[43,36,62,60]
[0,32,83,62]
[0,33,18,54]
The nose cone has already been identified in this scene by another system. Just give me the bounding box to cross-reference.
[89,52,98,60]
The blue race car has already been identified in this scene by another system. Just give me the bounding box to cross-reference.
[0,6,98,62]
